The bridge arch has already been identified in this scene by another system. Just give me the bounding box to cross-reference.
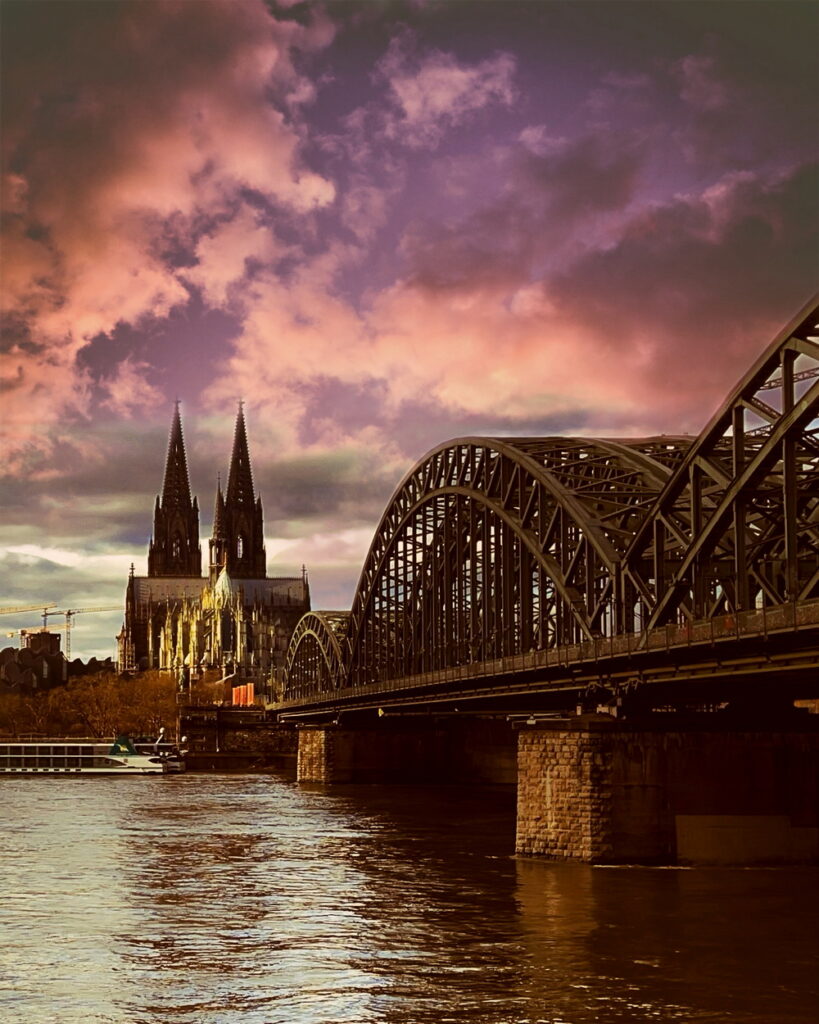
[343,436,683,689]
[282,611,349,700]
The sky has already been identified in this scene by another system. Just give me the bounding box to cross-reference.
[1,0,817,660]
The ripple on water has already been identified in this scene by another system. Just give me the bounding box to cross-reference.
[0,775,817,1024]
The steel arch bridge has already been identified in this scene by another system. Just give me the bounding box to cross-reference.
[280,297,819,712]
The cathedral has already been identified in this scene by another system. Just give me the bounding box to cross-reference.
[117,405,310,687]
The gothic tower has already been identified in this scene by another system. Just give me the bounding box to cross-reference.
[210,404,266,579]
[147,403,201,577]
[208,476,227,583]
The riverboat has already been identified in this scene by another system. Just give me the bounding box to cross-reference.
[0,736,181,775]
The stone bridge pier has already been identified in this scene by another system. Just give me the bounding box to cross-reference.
[517,716,819,864]
[296,712,819,864]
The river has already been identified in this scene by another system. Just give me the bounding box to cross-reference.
[1,774,816,1024]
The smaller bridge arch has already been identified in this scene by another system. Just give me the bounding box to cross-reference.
[282,611,349,700]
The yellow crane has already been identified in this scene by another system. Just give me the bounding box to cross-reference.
[8,605,121,658]
[48,606,122,658]
[0,603,57,619]
[7,624,69,639]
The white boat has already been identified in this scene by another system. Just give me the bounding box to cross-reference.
[0,736,179,775]
[133,727,187,773]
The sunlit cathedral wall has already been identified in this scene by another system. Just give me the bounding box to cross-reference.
[117,405,310,689]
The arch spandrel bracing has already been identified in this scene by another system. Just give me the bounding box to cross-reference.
[282,296,819,705]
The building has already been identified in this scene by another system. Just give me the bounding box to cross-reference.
[117,404,310,686]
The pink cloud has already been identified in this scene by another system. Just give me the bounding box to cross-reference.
[200,159,816,455]
[376,33,517,148]
[184,208,285,309]
[1,0,334,461]
[675,54,731,112]
[99,357,164,417]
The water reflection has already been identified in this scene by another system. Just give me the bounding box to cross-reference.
[1,775,816,1024]
[514,858,819,1023]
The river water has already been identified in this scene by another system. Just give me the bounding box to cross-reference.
[1,774,816,1024]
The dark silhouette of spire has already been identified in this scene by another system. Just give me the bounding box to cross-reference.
[213,403,266,578]
[160,402,193,511]
[213,475,226,537]
[208,476,227,583]
[148,404,202,577]
[226,402,255,509]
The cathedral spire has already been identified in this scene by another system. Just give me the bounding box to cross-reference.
[208,475,227,583]
[216,403,266,579]
[148,404,202,577]
[213,473,225,537]
[160,401,193,511]
[226,401,255,510]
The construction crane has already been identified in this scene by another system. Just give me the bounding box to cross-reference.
[47,606,122,658]
[7,624,69,641]
[8,624,67,633]
[0,603,57,619]
[9,605,121,658]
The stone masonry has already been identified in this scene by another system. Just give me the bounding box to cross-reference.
[517,721,616,861]
[296,726,335,782]
[517,717,819,864]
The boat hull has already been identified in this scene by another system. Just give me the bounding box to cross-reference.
[0,739,178,775]
[0,765,164,775]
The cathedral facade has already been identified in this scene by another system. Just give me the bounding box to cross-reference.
[117,405,310,686]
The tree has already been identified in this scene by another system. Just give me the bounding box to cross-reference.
[0,693,28,736]
[0,671,179,738]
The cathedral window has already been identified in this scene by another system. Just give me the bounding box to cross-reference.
[237,535,244,559]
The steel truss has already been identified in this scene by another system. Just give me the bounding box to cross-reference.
[626,297,819,631]
[283,297,819,701]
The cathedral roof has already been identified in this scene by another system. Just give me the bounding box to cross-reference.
[160,403,194,511]
[214,567,236,602]
[132,577,208,603]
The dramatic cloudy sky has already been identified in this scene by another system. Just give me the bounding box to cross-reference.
[1,0,817,658]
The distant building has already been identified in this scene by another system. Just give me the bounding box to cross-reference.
[0,641,113,693]
[21,630,62,658]
[117,405,310,684]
